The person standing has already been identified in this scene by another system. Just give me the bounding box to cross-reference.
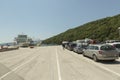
[62,43,65,50]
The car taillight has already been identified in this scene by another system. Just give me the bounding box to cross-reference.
[98,50,103,54]
[112,44,115,48]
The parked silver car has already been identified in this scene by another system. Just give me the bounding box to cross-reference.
[73,43,85,54]
[83,44,119,62]
[106,42,120,56]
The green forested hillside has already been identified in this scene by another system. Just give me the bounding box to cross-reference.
[43,14,120,44]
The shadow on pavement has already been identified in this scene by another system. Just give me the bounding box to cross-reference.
[98,60,120,65]
[84,56,120,65]
[0,63,24,80]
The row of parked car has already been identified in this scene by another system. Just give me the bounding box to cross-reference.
[62,41,120,62]
[0,43,19,52]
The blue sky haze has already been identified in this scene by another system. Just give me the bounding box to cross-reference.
[0,0,120,43]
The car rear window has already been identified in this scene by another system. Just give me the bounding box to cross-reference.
[94,46,99,50]
[100,45,115,50]
[71,43,77,47]
[114,44,120,48]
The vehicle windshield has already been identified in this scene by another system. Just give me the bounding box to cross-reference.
[100,45,115,50]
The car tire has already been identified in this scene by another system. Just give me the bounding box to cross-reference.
[93,55,98,62]
[110,59,115,62]
[83,53,86,57]
[73,49,76,53]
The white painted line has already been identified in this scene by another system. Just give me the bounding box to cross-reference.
[93,62,120,77]
[56,48,62,80]
[68,51,120,77]
[0,55,37,80]
[80,55,120,77]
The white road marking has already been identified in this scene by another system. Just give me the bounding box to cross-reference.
[0,55,37,80]
[68,51,120,77]
[93,62,120,77]
[56,48,62,80]
[82,56,120,77]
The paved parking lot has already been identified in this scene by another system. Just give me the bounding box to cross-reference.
[0,46,120,80]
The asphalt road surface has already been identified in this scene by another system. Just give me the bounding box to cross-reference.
[0,46,120,80]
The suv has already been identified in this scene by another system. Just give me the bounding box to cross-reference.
[83,44,119,62]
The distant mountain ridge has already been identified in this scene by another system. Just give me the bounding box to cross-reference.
[43,14,120,44]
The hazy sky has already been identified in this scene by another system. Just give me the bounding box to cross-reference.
[0,0,120,43]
